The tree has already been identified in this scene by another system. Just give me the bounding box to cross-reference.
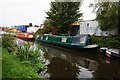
[46,2,82,34]
[29,23,33,27]
[96,2,119,35]
[14,25,17,28]
[42,19,53,34]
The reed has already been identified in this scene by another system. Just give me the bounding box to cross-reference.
[15,44,44,69]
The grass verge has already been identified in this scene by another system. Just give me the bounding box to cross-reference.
[0,47,2,80]
[2,47,42,79]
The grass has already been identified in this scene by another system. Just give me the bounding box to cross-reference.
[0,47,2,80]
[2,47,42,78]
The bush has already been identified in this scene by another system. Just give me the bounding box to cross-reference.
[106,36,120,48]
[0,38,2,47]
[2,34,16,52]
[91,35,120,48]
[15,44,44,70]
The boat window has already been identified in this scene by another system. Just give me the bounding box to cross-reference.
[41,36,43,40]
[61,37,67,42]
[80,36,86,44]
[46,37,48,40]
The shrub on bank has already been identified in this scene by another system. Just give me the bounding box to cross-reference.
[14,44,44,70]
[91,35,120,48]
[2,34,16,52]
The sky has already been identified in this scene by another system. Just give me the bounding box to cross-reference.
[80,0,96,20]
[0,0,95,27]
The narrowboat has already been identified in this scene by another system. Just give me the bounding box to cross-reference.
[16,25,39,40]
[106,49,120,58]
[36,34,99,50]
[16,32,34,39]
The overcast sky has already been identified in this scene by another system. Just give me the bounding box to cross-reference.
[0,0,95,27]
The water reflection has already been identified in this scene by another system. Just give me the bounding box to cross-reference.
[37,44,100,79]
[16,38,33,45]
[37,43,120,79]
[48,57,79,78]
[93,58,120,78]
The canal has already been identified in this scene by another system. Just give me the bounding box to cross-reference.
[17,38,120,79]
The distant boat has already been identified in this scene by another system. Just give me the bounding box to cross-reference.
[16,32,34,39]
[106,48,120,58]
[16,25,39,40]
[36,34,99,50]
[17,25,29,32]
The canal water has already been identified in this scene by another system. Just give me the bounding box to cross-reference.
[16,38,120,79]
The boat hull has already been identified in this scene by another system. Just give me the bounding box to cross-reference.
[38,41,100,53]
[16,33,35,41]
[106,49,120,59]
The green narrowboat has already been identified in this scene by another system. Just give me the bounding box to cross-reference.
[36,34,99,49]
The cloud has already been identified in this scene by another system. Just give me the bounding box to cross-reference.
[80,0,96,20]
[0,0,51,26]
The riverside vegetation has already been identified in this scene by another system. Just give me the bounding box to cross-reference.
[91,35,120,48]
[2,34,44,78]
